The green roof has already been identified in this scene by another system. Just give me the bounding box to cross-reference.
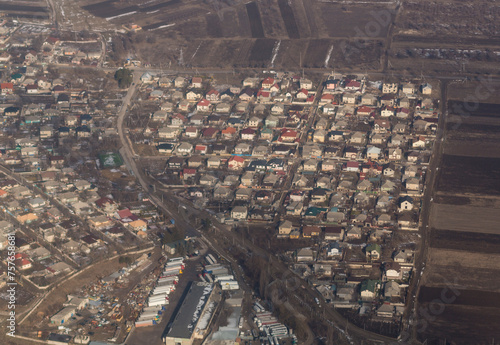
[305,207,328,216]
[366,243,381,254]
[361,279,379,293]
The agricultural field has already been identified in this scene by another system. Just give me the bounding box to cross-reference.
[418,92,500,344]
[277,0,300,39]
[246,2,265,38]
[0,0,49,19]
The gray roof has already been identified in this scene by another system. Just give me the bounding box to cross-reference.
[164,282,214,340]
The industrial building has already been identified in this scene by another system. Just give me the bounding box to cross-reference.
[163,282,215,345]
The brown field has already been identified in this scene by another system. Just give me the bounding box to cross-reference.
[277,0,300,39]
[248,38,276,67]
[318,3,395,38]
[303,39,331,68]
[419,95,500,344]
[436,155,500,195]
[430,203,500,234]
[0,0,49,19]
[246,2,265,38]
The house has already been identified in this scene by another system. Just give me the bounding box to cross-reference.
[300,78,313,90]
[202,127,218,139]
[350,131,366,145]
[297,248,314,262]
[174,76,186,88]
[398,196,414,212]
[176,142,193,155]
[384,262,402,280]
[95,197,117,215]
[271,104,284,115]
[228,156,245,170]
[388,148,403,160]
[326,211,345,223]
[191,77,203,88]
[188,156,205,168]
[88,215,113,230]
[278,220,294,235]
[303,159,318,172]
[302,225,321,238]
[234,142,251,154]
[313,129,326,143]
[220,126,236,139]
[248,116,262,128]
[360,279,380,301]
[406,178,420,191]
[158,127,179,140]
[1,82,14,94]
[381,106,395,117]
[402,83,416,95]
[366,146,382,160]
[342,80,360,91]
[205,89,220,101]
[376,304,394,318]
[396,107,410,119]
[342,92,357,104]
[421,83,432,95]
[212,144,227,155]
[382,82,398,94]
[384,280,401,299]
[324,227,344,241]
[240,127,257,140]
[261,77,275,89]
[196,98,211,112]
[345,161,359,172]
[204,157,221,170]
[362,93,378,105]
[365,243,381,260]
[280,129,298,142]
[231,206,248,220]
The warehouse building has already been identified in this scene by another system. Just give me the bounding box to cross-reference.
[163,282,215,345]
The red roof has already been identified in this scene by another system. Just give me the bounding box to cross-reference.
[241,128,256,135]
[202,127,218,137]
[117,209,133,219]
[345,80,361,88]
[262,77,275,86]
[206,89,219,96]
[346,161,359,168]
[95,197,114,208]
[357,106,373,114]
[197,99,210,107]
[195,144,208,151]
[229,156,245,163]
[1,82,13,89]
[183,168,196,175]
[221,127,236,134]
[281,129,298,137]
[257,90,270,98]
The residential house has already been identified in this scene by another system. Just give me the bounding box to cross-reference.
[231,206,248,220]
[365,243,381,260]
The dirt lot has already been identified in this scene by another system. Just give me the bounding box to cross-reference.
[21,255,135,327]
